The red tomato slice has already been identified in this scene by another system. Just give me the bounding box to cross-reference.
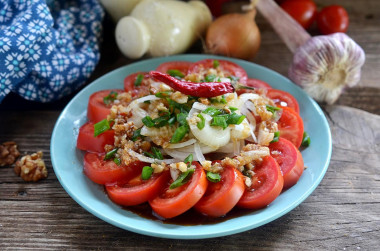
[236,78,272,95]
[277,106,304,148]
[269,137,304,189]
[156,61,193,76]
[149,162,208,219]
[83,152,145,185]
[124,72,151,98]
[237,156,284,209]
[106,171,170,206]
[267,89,300,113]
[87,89,124,123]
[194,165,245,217]
[77,122,114,153]
[188,59,248,84]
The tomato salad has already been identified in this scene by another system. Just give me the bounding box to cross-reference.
[76,59,309,219]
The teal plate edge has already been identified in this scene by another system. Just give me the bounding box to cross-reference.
[51,54,332,239]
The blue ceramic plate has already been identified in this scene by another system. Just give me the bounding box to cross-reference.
[51,54,332,239]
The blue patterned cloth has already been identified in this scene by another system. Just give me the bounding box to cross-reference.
[0,0,104,103]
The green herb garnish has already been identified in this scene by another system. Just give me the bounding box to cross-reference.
[205,74,217,82]
[113,157,121,165]
[202,107,223,116]
[211,116,228,130]
[141,166,154,180]
[104,148,118,160]
[170,125,189,143]
[142,116,155,127]
[197,113,205,130]
[134,74,144,86]
[103,91,118,105]
[271,131,280,143]
[93,119,111,137]
[169,168,195,189]
[155,91,172,98]
[167,69,185,79]
[206,171,221,182]
[131,128,143,142]
[144,147,163,160]
[213,60,220,68]
[266,105,281,114]
[226,113,246,125]
[184,154,193,167]
[301,132,311,147]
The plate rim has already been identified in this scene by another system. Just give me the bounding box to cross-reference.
[51,54,332,239]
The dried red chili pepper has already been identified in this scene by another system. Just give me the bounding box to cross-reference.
[149,71,234,98]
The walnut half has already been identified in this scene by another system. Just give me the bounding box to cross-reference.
[14,151,48,182]
[0,141,20,166]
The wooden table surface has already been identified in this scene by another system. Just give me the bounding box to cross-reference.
[1,0,379,249]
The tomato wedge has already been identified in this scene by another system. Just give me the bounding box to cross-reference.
[269,137,304,189]
[124,72,151,98]
[188,59,248,84]
[156,61,193,77]
[83,152,145,185]
[106,171,170,206]
[149,162,208,219]
[87,89,124,123]
[237,156,284,209]
[77,122,114,153]
[194,165,245,217]
[267,89,300,113]
[277,106,304,148]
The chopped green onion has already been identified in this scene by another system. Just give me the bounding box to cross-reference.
[213,60,220,68]
[211,116,228,129]
[103,91,118,105]
[301,132,311,147]
[229,106,238,112]
[142,116,155,127]
[131,128,143,141]
[152,116,168,128]
[167,69,185,78]
[141,166,154,180]
[242,169,252,178]
[206,171,221,182]
[113,157,121,165]
[176,112,188,126]
[170,125,189,143]
[143,100,151,104]
[93,119,111,137]
[104,148,118,160]
[205,74,217,82]
[184,154,193,167]
[155,91,172,98]
[210,95,227,104]
[202,107,223,116]
[134,74,144,86]
[266,105,281,114]
[226,113,246,125]
[168,115,176,125]
[151,147,163,160]
[271,131,280,143]
[197,113,205,130]
[144,151,155,159]
[169,168,195,189]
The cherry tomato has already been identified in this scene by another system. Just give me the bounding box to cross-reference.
[106,171,171,206]
[236,78,272,95]
[266,89,300,113]
[277,106,304,148]
[149,162,208,219]
[87,89,124,123]
[188,59,248,84]
[156,61,193,77]
[280,0,317,29]
[83,152,145,185]
[237,156,284,209]
[317,5,349,35]
[77,122,114,153]
[269,137,304,189]
[194,164,245,217]
[123,72,151,98]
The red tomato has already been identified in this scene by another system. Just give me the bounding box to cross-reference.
[317,5,349,35]
[156,61,193,76]
[194,165,245,217]
[188,59,248,84]
[237,156,284,209]
[236,78,272,95]
[87,89,124,123]
[106,171,171,206]
[277,106,304,148]
[280,0,317,29]
[266,89,300,113]
[149,162,208,219]
[123,72,151,98]
[269,137,304,189]
[83,152,145,185]
[77,122,114,153]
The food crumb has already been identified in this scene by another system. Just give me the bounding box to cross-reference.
[14,151,48,182]
[0,141,20,167]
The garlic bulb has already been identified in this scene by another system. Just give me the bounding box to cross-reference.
[288,33,365,104]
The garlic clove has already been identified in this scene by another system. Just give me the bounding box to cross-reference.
[288,33,365,105]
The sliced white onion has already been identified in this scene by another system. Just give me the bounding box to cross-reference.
[170,168,179,181]
[233,140,241,156]
[237,93,260,109]
[245,100,258,116]
[194,142,206,163]
[166,139,196,149]
[164,148,194,161]
[127,149,177,164]
[192,102,208,111]
[134,95,161,103]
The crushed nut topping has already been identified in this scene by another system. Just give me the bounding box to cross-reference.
[0,141,20,167]
[14,151,47,182]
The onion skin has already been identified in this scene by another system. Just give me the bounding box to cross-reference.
[206,10,261,60]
